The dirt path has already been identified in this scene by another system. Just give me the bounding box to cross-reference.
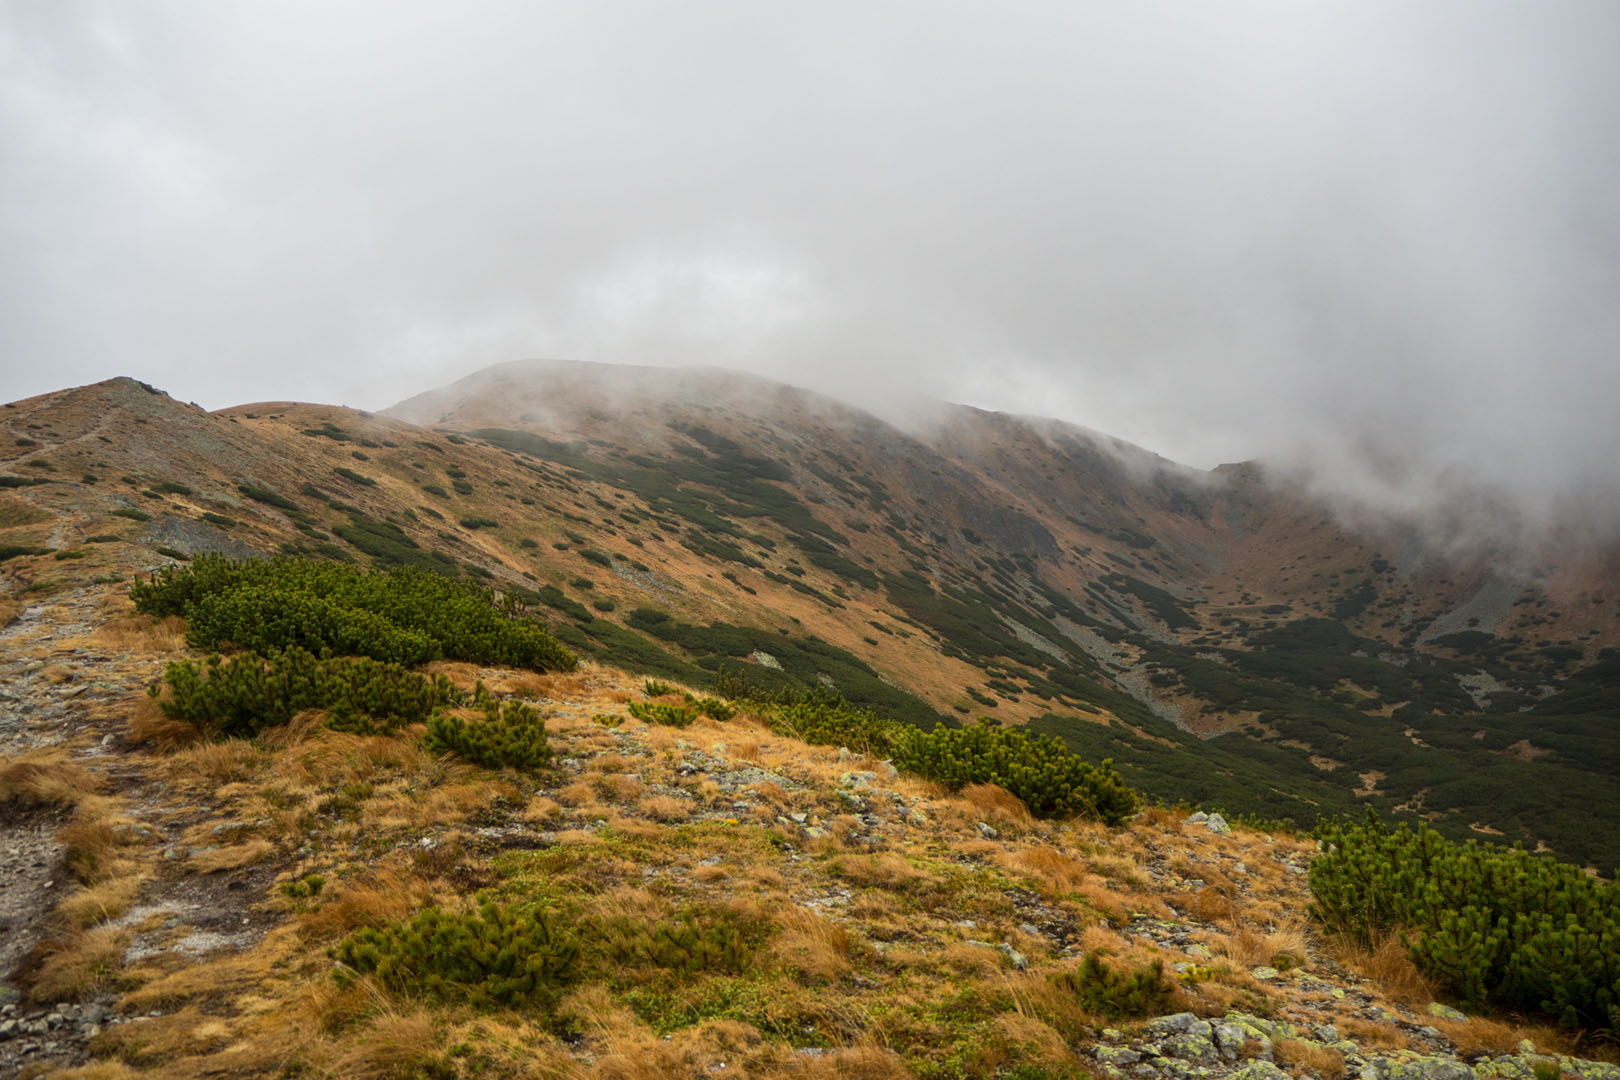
[0,583,211,1077]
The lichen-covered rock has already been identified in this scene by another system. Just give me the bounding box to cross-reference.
[1228,1061,1291,1080]
[1212,1023,1247,1062]
[1148,1013,1205,1035]
[1160,1032,1220,1065]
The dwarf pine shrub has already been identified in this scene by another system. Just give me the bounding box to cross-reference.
[155,647,460,738]
[1310,812,1620,1034]
[892,719,1138,825]
[764,692,903,758]
[425,687,552,772]
[688,695,735,721]
[1050,952,1175,1018]
[131,554,576,671]
[626,701,696,727]
[333,902,580,1009]
[596,909,756,977]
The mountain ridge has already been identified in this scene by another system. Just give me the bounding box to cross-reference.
[3,366,1618,870]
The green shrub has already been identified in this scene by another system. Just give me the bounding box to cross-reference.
[579,548,613,567]
[892,719,1138,825]
[763,690,904,758]
[201,512,236,528]
[333,902,579,1009]
[53,550,86,561]
[687,695,735,722]
[597,909,755,977]
[154,546,190,561]
[155,647,459,738]
[643,680,675,697]
[459,516,498,529]
[279,874,326,899]
[1311,813,1620,1034]
[1049,952,1175,1018]
[425,688,552,772]
[0,545,50,562]
[626,701,696,727]
[155,481,192,495]
[0,476,53,488]
[237,484,299,511]
[110,507,150,522]
[333,466,376,487]
[130,554,577,672]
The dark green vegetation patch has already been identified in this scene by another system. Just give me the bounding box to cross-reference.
[334,902,580,1009]
[892,719,1138,825]
[155,647,459,738]
[131,554,577,672]
[425,685,553,772]
[1312,813,1620,1037]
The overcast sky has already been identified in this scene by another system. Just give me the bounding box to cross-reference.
[4,2,1619,522]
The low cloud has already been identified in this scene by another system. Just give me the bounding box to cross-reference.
[3,2,1618,536]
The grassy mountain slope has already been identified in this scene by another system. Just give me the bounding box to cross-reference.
[3,368,1619,869]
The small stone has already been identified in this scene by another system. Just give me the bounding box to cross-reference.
[1427,1002,1468,1022]
[802,826,827,839]
[1313,1024,1341,1044]
[1186,811,1209,824]
[1019,922,1040,937]
[1204,813,1231,834]
[976,822,999,839]
[999,943,1027,970]
[1251,965,1281,980]
[788,812,808,824]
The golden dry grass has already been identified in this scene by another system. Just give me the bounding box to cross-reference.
[37,1064,143,1080]
[56,873,144,928]
[770,905,854,984]
[190,837,275,873]
[1327,933,1435,1007]
[22,925,127,1002]
[639,793,694,822]
[127,692,203,749]
[325,1011,448,1080]
[1003,844,1090,895]
[297,869,429,940]
[0,751,101,809]
[94,613,187,653]
[1274,1038,1347,1077]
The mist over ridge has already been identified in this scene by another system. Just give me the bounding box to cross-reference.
[6,4,1619,547]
